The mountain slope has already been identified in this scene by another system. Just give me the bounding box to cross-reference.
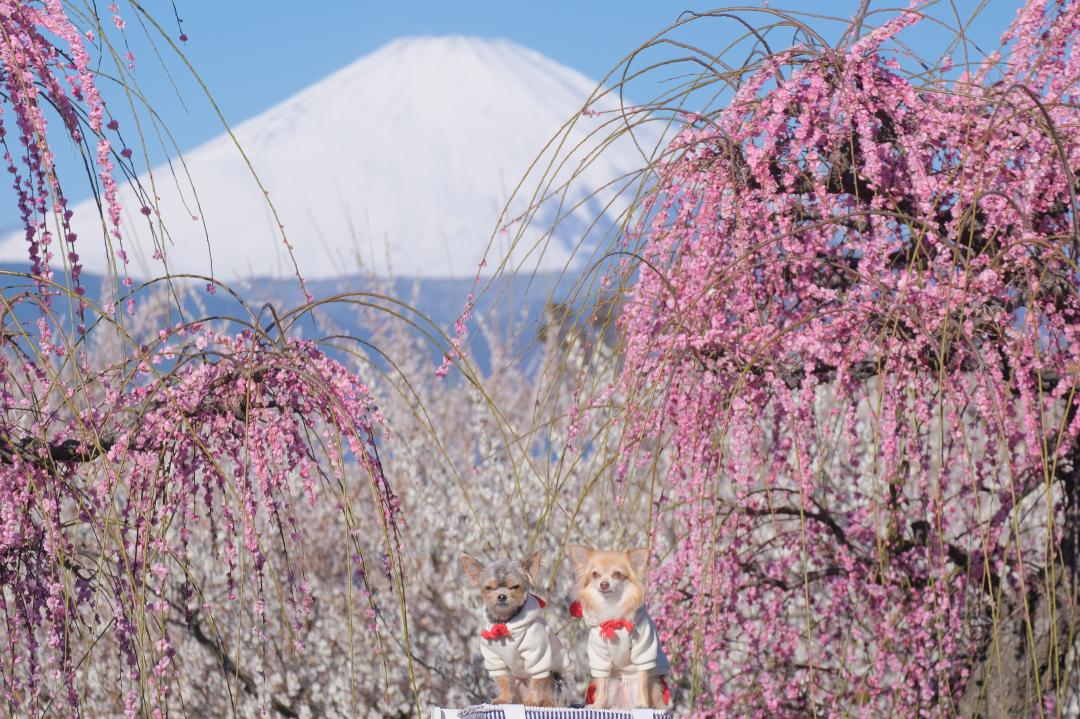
[0,36,658,280]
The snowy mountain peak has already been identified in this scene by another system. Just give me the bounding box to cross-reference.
[0,36,657,280]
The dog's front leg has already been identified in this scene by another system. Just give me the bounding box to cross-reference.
[523,675,555,707]
[588,676,609,708]
[635,670,652,707]
[491,675,514,704]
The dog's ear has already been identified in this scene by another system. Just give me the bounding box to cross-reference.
[567,544,594,576]
[521,550,541,583]
[459,554,487,588]
[627,547,650,579]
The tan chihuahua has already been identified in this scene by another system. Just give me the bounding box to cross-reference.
[567,545,671,709]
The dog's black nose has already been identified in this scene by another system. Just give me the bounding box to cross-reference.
[497,593,507,602]
[599,581,610,591]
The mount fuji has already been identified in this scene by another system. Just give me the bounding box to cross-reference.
[0,36,659,281]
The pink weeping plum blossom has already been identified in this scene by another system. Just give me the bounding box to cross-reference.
[0,4,403,716]
[0,323,400,716]
[593,1,1080,716]
[0,0,134,305]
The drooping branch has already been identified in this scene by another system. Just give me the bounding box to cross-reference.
[0,364,289,469]
[182,607,304,719]
[0,435,115,466]
[694,342,1068,395]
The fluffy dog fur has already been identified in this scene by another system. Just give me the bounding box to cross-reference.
[568,545,670,709]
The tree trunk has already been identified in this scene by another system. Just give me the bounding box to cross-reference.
[957,569,1078,717]
[959,452,1080,717]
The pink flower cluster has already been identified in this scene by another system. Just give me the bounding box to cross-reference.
[607,2,1080,715]
[0,0,133,309]
[0,330,396,716]
[0,5,410,715]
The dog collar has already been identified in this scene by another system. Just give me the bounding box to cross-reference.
[598,618,634,640]
[481,623,511,641]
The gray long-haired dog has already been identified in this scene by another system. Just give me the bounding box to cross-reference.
[459,551,571,706]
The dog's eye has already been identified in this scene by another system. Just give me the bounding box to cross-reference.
[591,571,601,579]
[484,586,496,592]
[509,585,521,591]
[612,571,624,580]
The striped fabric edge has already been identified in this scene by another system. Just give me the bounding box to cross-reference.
[458,709,505,719]
[456,710,673,719]
[520,711,673,719]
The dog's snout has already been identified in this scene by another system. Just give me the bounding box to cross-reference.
[497,593,507,602]
[599,580,610,591]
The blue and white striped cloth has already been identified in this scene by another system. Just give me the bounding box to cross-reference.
[429,706,672,719]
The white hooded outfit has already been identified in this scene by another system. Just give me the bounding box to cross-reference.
[479,594,571,679]
[583,604,670,679]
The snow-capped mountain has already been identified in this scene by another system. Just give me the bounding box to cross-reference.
[0,36,659,280]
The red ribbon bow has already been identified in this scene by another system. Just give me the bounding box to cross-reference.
[599,618,634,640]
[531,594,546,608]
[481,623,511,641]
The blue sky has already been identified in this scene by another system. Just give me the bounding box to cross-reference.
[164,1,1023,152]
[1,1,1026,229]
